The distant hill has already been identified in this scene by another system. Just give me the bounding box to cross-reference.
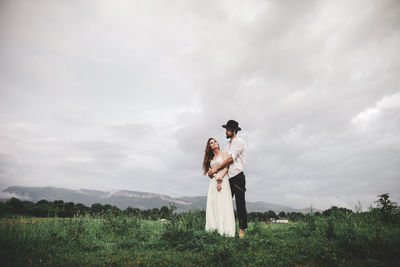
[2,186,318,213]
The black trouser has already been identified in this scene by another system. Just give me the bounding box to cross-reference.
[229,172,247,229]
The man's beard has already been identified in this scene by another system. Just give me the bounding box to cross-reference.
[226,133,232,138]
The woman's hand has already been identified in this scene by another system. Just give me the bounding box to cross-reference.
[217,183,222,192]
[214,173,223,182]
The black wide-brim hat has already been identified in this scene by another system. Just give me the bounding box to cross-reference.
[222,120,241,131]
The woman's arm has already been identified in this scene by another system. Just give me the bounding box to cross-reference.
[216,152,229,182]
[216,167,228,182]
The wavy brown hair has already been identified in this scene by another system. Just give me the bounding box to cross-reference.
[202,138,219,175]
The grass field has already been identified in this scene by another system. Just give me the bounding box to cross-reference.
[1,210,399,266]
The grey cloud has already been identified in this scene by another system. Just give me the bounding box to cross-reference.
[1,0,399,210]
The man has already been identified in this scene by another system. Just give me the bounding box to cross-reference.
[208,119,247,238]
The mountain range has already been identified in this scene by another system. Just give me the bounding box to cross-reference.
[1,186,318,213]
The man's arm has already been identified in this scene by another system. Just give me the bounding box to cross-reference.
[208,138,245,177]
[208,153,233,177]
[214,156,233,173]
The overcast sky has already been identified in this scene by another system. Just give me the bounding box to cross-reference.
[1,0,399,210]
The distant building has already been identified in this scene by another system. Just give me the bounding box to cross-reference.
[276,217,289,223]
[263,217,289,223]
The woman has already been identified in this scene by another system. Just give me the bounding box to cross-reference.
[202,138,235,237]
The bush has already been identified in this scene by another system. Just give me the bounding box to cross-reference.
[1,194,400,266]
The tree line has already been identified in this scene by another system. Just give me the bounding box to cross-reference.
[1,193,398,223]
[0,198,176,220]
[0,197,351,221]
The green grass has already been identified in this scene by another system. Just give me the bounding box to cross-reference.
[1,211,399,266]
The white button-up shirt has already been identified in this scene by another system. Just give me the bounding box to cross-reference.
[224,136,246,178]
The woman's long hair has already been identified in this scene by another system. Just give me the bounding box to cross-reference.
[202,138,219,175]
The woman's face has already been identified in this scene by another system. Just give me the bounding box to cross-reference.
[209,139,219,150]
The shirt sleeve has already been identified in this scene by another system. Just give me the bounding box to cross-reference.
[230,139,245,162]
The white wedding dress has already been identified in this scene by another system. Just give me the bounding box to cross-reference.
[205,155,236,237]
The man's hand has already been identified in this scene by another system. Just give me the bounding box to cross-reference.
[208,168,216,178]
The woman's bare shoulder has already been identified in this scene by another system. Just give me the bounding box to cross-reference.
[222,151,229,159]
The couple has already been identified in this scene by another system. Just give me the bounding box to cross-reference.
[202,120,248,238]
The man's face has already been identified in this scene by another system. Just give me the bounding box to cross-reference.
[225,129,234,138]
